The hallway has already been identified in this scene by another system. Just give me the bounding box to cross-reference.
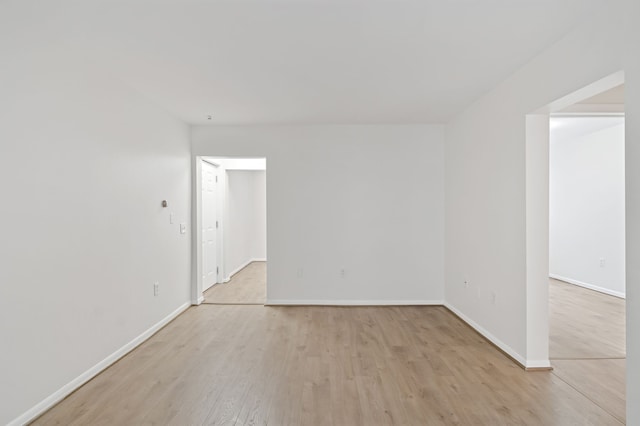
[203,262,266,305]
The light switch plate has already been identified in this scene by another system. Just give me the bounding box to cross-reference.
[180,223,186,234]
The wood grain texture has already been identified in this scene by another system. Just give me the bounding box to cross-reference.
[552,359,625,424]
[33,305,621,425]
[549,278,626,423]
[203,261,266,305]
[549,278,625,359]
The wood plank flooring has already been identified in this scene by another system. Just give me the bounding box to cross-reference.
[203,262,266,305]
[549,278,625,359]
[549,278,626,423]
[551,359,626,424]
[33,304,622,425]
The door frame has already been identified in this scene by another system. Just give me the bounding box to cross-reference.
[524,70,625,367]
[191,155,268,305]
[192,156,226,304]
[201,159,223,293]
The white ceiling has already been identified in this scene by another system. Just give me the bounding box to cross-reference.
[8,0,605,125]
[577,84,625,105]
[550,116,624,142]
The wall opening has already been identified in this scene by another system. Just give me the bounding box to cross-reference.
[193,157,267,305]
[526,71,626,421]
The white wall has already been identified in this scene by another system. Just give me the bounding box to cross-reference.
[192,125,445,304]
[624,0,640,420]
[212,157,266,171]
[225,170,267,276]
[0,11,191,425]
[444,4,625,367]
[550,119,625,297]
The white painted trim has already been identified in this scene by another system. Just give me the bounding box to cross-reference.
[539,70,625,113]
[549,274,625,298]
[190,156,202,305]
[202,158,222,167]
[8,302,191,426]
[196,296,204,305]
[525,359,553,369]
[192,157,204,305]
[216,166,226,287]
[444,302,529,368]
[200,160,221,297]
[266,299,443,306]
[525,113,551,368]
[226,258,266,281]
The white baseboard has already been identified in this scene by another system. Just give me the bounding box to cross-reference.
[549,274,625,299]
[226,258,267,281]
[444,302,529,368]
[266,299,443,306]
[9,302,191,426]
[525,359,552,369]
[196,295,205,305]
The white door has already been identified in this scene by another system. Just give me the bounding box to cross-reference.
[201,161,218,291]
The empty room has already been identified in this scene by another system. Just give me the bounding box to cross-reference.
[1,1,639,425]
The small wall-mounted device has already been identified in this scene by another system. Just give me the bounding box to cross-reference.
[162,200,168,208]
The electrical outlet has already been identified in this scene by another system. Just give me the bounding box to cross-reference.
[153,282,159,296]
[600,258,606,268]
[180,223,186,234]
[491,291,496,305]
[464,279,469,289]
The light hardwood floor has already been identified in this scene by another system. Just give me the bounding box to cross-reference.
[33,303,622,425]
[549,278,625,359]
[203,262,266,305]
[549,278,626,424]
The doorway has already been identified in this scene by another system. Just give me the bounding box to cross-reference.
[547,89,626,423]
[194,157,267,305]
[525,71,625,422]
